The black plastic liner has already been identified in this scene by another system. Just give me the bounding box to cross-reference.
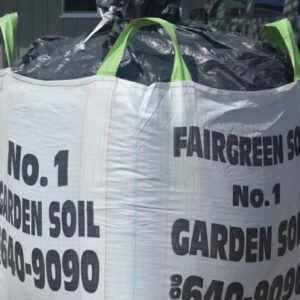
[12,1,293,91]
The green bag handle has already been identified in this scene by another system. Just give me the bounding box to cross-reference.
[0,12,18,67]
[265,18,300,81]
[98,17,192,82]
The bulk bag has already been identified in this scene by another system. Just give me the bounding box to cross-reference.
[1,12,300,300]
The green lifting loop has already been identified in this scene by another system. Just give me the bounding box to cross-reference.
[98,17,192,82]
[0,12,18,67]
[265,18,300,81]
